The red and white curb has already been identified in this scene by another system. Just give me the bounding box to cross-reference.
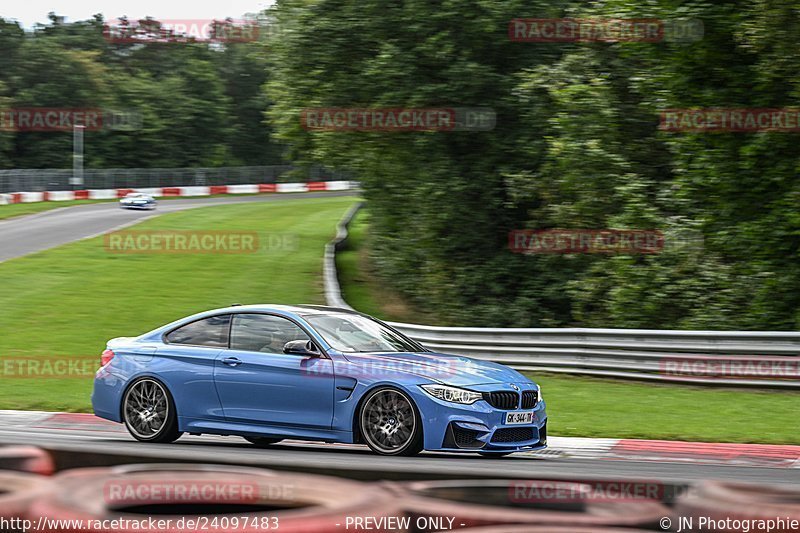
[0,180,356,205]
[1,411,797,467]
[536,437,800,468]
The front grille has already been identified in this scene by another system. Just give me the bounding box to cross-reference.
[521,390,538,409]
[492,427,535,443]
[482,391,519,410]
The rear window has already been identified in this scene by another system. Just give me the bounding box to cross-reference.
[165,314,230,347]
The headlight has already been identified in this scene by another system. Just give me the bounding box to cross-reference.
[420,384,482,405]
[538,386,543,403]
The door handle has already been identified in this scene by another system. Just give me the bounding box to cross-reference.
[222,357,243,367]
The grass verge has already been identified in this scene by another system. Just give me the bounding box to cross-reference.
[533,373,799,444]
[0,195,357,411]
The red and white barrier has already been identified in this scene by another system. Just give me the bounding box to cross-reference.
[0,180,356,205]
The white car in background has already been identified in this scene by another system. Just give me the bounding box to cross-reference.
[119,192,157,210]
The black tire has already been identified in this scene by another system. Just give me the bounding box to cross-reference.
[244,437,284,447]
[359,387,423,456]
[122,377,182,443]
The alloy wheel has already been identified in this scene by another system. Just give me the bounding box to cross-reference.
[361,389,417,454]
[123,378,169,439]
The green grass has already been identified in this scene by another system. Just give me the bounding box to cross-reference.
[0,195,357,411]
[533,373,800,444]
[337,212,800,445]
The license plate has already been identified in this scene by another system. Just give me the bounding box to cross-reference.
[504,411,534,425]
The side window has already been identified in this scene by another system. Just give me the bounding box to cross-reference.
[231,314,310,354]
[165,315,231,347]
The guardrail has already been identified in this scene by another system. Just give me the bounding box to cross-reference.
[323,202,361,311]
[325,204,800,388]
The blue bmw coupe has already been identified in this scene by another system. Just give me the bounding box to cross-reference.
[92,305,547,456]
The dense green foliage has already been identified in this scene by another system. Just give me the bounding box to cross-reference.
[0,14,281,168]
[4,2,800,329]
[267,0,800,329]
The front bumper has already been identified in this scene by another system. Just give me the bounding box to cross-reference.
[415,382,548,453]
[442,418,547,453]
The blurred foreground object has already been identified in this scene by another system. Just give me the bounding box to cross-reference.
[0,446,55,475]
[0,471,53,532]
[676,481,800,530]
[28,463,401,532]
[388,479,669,531]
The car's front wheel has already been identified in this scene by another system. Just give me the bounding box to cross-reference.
[122,378,182,443]
[359,387,423,456]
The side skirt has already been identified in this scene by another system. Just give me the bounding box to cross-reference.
[179,417,355,443]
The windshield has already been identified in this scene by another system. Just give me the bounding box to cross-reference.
[306,314,424,353]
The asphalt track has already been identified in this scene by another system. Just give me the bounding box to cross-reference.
[0,423,798,486]
[0,191,356,263]
[1,192,798,487]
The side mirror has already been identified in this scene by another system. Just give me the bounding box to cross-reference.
[283,340,320,357]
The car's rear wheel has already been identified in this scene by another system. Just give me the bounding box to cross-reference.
[244,437,283,447]
[122,378,182,443]
[359,387,423,456]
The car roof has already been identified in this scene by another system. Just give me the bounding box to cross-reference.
[209,304,362,317]
[137,304,372,343]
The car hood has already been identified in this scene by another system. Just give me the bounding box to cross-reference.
[339,351,530,387]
